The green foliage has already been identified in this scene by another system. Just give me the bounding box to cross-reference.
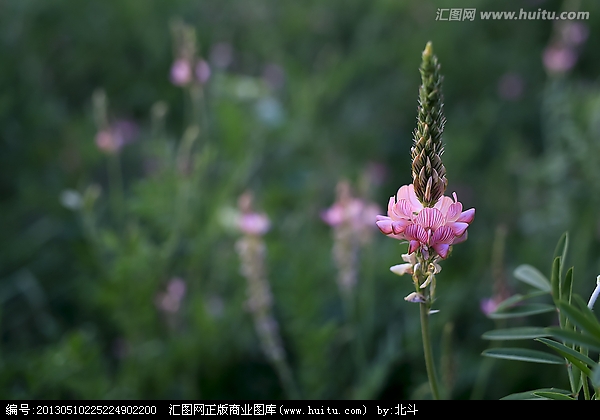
[482,233,600,400]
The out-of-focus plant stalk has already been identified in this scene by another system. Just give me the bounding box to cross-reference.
[236,194,300,399]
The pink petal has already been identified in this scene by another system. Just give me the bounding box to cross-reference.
[376,218,394,234]
[456,208,475,223]
[415,208,444,230]
[397,184,423,213]
[409,240,420,254]
[434,195,454,216]
[433,243,450,259]
[448,221,469,237]
[431,226,455,245]
[452,231,468,244]
[405,224,428,244]
[397,199,413,218]
[446,202,463,222]
[392,219,411,234]
[387,196,395,215]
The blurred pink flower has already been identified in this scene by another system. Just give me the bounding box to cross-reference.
[543,45,577,74]
[480,297,499,316]
[376,184,474,259]
[195,59,211,84]
[322,198,372,228]
[95,130,117,153]
[238,212,270,236]
[321,182,380,230]
[561,22,589,47]
[95,119,138,153]
[156,277,186,314]
[170,58,193,86]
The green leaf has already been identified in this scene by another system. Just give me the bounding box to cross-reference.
[482,348,564,364]
[545,327,600,353]
[494,291,548,312]
[561,268,574,328]
[553,232,569,269]
[488,303,556,319]
[591,365,600,389]
[557,300,600,338]
[514,264,552,293]
[501,388,572,400]
[482,327,550,341]
[533,391,576,400]
[573,295,600,333]
[564,268,574,304]
[551,256,561,302]
[536,338,595,376]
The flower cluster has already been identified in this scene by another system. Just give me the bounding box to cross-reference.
[95,119,139,154]
[322,180,380,296]
[170,58,211,87]
[169,19,211,87]
[155,277,187,314]
[376,184,474,259]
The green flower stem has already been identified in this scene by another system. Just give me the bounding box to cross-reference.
[419,300,441,400]
[413,260,441,400]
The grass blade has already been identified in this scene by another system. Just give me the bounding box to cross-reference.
[482,327,550,341]
[536,338,595,376]
[558,300,600,338]
[533,391,575,400]
[488,303,555,319]
[545,327,600,353]
[494,291,548,312]
[551,257,560,302]
[514,264,551,293]
[501,388,572,400]
[482,348,564,364]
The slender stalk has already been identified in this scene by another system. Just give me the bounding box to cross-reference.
[273,355,301,400]
[419,301,441,400]
[582,372,590,400]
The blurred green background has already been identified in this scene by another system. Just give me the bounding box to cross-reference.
[1,0,600,399]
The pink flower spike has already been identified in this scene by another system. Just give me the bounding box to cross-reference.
[376,183,474,259]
